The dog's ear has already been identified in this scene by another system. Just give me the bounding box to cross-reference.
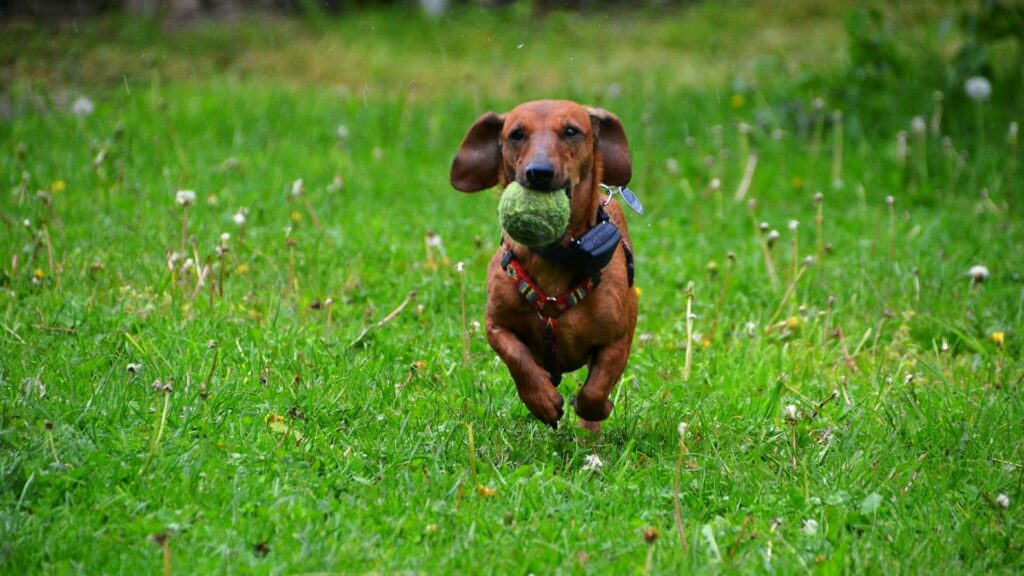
[588,108,632,186]
[451,112,506,192]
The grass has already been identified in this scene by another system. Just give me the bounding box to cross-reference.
[1,1,1023,573]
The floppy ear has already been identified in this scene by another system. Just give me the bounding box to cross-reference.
[588,108,632,186]
[450,112,506,192]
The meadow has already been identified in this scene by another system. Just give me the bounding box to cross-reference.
[1,1,1022,573]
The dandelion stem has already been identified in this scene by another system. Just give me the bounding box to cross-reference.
[831,111,843,186]
[672,435,690,552]
[683,282,695,382]
[767,263,809,328]
[466,423,478,487]
[180,206,189,255]
[41,223,56,276]
[45,426,61,465]
[348,291,417,348]
[139,391,171,476]
[733,153,758,203]
[458,264,470,364]
[748,209,779,291]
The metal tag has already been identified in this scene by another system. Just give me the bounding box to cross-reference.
[601,184,644,215]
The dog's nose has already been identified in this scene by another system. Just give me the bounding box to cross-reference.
[525,162,556,189]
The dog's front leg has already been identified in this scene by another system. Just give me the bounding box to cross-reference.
[572,338,631,433]
[486,321,565,428]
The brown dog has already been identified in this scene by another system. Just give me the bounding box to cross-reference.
[450,100,638,433]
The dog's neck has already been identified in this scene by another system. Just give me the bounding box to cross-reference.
[504,172,603,296]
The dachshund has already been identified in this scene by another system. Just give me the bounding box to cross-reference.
[451,100,638,434]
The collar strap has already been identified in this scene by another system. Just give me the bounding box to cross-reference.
[501,248,597,319]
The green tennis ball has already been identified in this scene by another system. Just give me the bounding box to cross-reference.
[498,181,570,247]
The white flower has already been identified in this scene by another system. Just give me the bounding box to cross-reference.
[233,211,247,225]
[801,519,818,535]
[219,232,230,244]
[968,265,989,283]
[335,125,350,141]
[175,190,196,207]
[886,195,895,206]
[291,179,305,196]
[767,230,781,243]
[709,178,721,191]
[788,220,799,231]
[71,96,95,117]
[455,261,464,272]
[23,219,31,228]
[677,422,689,439]
[737,122,751,135]
[126,362,142,374]
[996,493,1010,509]
[910,116,926,135]
[581,454,604,472]
[965,76,992,102]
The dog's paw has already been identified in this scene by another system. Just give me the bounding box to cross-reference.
[518,383,564,428]
[577,418,601,435]
[570,392,613,422]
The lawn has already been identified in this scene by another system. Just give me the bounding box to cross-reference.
[1,1,1022,573]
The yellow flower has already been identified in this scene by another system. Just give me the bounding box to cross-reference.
[475,485,496,498]
[991,331,1005,347]
[235,263,249,275]
[730,94,745,109]
[785,316,801,330]
[33,268,45,280]
[701,336,713,348]
[790,176,805,190]
[264,412,284,425]
[290,211,303,223]
[52,179,66,193]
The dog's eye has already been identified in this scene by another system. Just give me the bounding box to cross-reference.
[508,128,526,142]
[564,126,581,137]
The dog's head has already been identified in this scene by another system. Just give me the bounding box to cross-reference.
[450,100,631,221]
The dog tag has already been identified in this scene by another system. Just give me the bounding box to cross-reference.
[601,184,645,215]
[618,186,644,215]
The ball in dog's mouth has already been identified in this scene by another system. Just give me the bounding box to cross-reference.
[497,181,571,247]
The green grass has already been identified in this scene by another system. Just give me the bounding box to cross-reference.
[2,2,1023,573]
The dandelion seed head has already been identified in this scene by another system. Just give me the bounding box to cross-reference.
[964,76,992,102]
[581,454,604,472]
[233,211,247,225]
[220,232,230,244]
[788,220,799,231]
[968,265,989,283]
[784,404,800,421]
[910,116,927,135]
[175,189,196,207]
[291,179,305,196]
[996,493,1010,509]
[71,96,95,117]
[677,421,689,439]
[665,158,680,175]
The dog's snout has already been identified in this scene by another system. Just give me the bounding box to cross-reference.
[525,162,556,189]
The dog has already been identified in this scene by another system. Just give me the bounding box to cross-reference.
[450,100,638,433]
